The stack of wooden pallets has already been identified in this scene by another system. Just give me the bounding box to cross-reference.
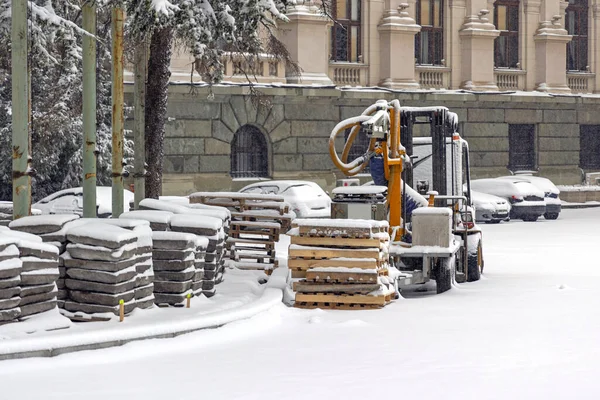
[289,219,396,310]
[189,192,293,274]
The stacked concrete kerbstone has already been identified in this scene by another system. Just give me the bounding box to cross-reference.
[92,219,155,309]
[0,233,22,322]
[14,233,60,318]
[192,236,209,296]
[169,214,225,298]
[62,223,140,316]
[0,202,12,227]
[151,231,196,306]
[8,215,80,309]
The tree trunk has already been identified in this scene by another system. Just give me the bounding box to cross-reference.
[145,27,173,199]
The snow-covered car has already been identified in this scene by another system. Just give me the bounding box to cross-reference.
[239,180,331,218]
[498,175,561,220]
[33,186,134,218]
[470,179,546,221]
[471,190,511,223]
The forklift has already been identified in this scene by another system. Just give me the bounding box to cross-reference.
[328,100,484,293]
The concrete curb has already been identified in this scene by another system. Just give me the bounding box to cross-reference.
[561,203,600,209]
[0,287,283,361]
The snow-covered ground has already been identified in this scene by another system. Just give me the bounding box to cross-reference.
[2,208,600,399]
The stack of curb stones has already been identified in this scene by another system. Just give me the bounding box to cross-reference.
[15,235,60,318]
[62,223,140,316]
[169,214,225,298]
[192,236,209,296]
[151,231,196,306]
[0,202,43,227]
[0,235,22,323]
[95,219,155,309]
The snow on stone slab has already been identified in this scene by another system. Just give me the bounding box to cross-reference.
[98,218,151,229]
[119,210,173,224]
[66,242,138,262]
[0,244,19,261]
[152,231,198,250]
[39,219,90,242]
[0,258,23,272]
[139,199,188,214]
[66,223,138,249]
[15,241,59,259]
[8,214,80,234]
[0,230,43,244]
[170,214,223,231]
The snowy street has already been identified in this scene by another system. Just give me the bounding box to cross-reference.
[1,208,600,399]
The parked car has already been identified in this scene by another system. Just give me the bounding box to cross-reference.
[471,190,511,223]
[470,179,546,221]
[498,175,561,220]
[34,187,134,218]
[239,180,331,218]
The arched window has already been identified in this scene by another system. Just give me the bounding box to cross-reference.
[494,0,519,69]
[566,0,589,71]
[331,0,362,62]
[416,0,444,65]
[230,125,269,178]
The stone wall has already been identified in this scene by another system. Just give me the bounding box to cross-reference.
[125,84,600,195]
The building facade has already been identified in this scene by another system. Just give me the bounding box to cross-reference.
[138,0,600,194]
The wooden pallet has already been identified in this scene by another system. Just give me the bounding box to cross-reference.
[304,269,380,284]
[290,235,388,249]
[295,292,390,306]
[230,211,293,231]
[294,302,383,310]
[289,247,387,261]
[226,238,276,250]
[288,257,384,270]
[190,192,290,215]
[292,282,381,295]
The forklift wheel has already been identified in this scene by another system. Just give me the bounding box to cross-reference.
[467,240,482,282]
[435,256,454,294]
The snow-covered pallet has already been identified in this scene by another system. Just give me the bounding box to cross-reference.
[289,218,395,310]
[229,210,294,232]
[189,192,291,216]
[291,219,389,239]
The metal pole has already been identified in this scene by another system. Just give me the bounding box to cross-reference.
[111,6,125,217]
[83,1,97,218]
[11,0,31,220]
[133,41,147,209]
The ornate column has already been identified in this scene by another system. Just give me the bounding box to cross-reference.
[458,0,500,90]
[522,0,541,90]
[279,1,334,85]
[592,2,600,92]
[378,2,421,89]
[448,0,467,88]
[533,0,572,93]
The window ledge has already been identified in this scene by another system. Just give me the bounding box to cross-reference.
[567,71,595,77]
[416,65,451,72]
[494,68,527,75]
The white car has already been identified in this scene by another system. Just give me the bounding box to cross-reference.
[34,186,134,218]
[498,175,561,220]
[239,180,331,218]
[471,179,546,221]
[471,190,511,223]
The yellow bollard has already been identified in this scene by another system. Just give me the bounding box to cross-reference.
[119,299,124,322]
[186,293,191,308]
